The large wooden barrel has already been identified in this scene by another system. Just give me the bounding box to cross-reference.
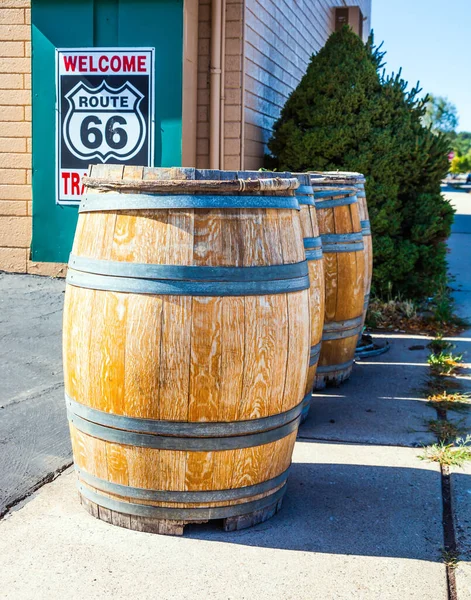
[310,182,365,388]
[293,174,325,421]
[311,172,372,327]
[63,165,311,535]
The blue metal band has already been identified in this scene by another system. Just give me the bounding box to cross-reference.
[361,220,371,235]
[68,410,300,451]
[79,193,300,213]
[309,342,322,366]
[78,482,287,521]
[65,394,305,437]
[305,248,323,261]
[303,237,322,249]
[295,185,314,196]
[298,197,316,206]
[66,268,310,296]
[300,393,312,421]
[323,316,363,332]
[321,233,363,244]
[68,255,308,282]
[314,197,357,209]
[296,184,315,205]
[316,359,354,374]
[322,242,364,253]
[322,324,363,341]
[313,189,357,199]
[75,466,290,503]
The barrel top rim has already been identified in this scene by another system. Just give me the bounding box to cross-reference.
[83,176,300,195]
[309,170,366,183]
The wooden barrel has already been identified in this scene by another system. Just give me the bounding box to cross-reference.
[63,165,311,535]
[310,182,365,388]
[293,174,325,421]
[311,172,372,327]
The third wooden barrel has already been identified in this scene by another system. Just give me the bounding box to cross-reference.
[63,165,311,534]
[311,171,372,328]
[311,181,365,388]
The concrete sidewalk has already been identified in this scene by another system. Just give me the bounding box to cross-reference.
[1,187,470,599]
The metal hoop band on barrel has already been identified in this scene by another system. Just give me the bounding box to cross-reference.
[300,392,313,420]
[66,260,310,296]
[316,359,355,374]
[303,237,322,249]
[68,255,308,282]
[309,342,322,366]
[79,193,300,213]
[314,196,357,209]
[303,236,323,261]
[321,233,363,244]
[75,466,290,503]
[295,185,315,205]
[66,394,304,438]
[68,410,300,451]
[320,232,364,254]
[322,316,363,341]
[361,220,371,235]
[78,482,287,521]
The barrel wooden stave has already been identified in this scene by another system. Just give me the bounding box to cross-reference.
[63,165,310,533]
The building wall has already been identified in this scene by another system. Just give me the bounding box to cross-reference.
[243,0,372,169]
[0,0,372,273]
[196,0,245,170]
[0,0,34,274]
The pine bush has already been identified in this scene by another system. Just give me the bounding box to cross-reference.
[266,27,454,300]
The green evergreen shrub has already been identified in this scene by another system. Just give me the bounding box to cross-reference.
[266,27,454,300]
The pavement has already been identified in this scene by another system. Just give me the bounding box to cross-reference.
[0,186,470,599]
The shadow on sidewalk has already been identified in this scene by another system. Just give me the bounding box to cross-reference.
[185,460,449,562]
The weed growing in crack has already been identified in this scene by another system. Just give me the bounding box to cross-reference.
[428,391,471,413]
[419,436,471,467]
[427,335,455,355]
[424,375,462,397]
[441,549,460,570]
[426,419,466,442]
[428,352,463,376]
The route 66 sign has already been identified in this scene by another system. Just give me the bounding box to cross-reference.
[56,48,154,205]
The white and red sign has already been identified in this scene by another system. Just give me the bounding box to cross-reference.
[56,48,155,205]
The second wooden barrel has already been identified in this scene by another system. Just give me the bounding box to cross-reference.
[294,173,325,421]
[63,165,311,534]
[311,182,365,388]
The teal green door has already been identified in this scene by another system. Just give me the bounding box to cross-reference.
[31,0,183,262]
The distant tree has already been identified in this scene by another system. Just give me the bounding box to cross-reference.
[422,95,459,133]
[451,131,471,157]
[450,152,471,174]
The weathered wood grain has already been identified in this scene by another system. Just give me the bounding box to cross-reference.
[63,167,309,534]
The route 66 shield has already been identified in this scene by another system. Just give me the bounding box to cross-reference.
[56,48,154,205]
[63,80,146,163]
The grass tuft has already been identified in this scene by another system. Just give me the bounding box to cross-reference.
[428,351,463,376]
[427,335,455,355]
[419,435,471,467]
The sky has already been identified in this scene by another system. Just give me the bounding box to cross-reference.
[372,0,471,131]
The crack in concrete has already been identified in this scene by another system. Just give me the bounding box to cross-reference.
[0,461,73,521]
